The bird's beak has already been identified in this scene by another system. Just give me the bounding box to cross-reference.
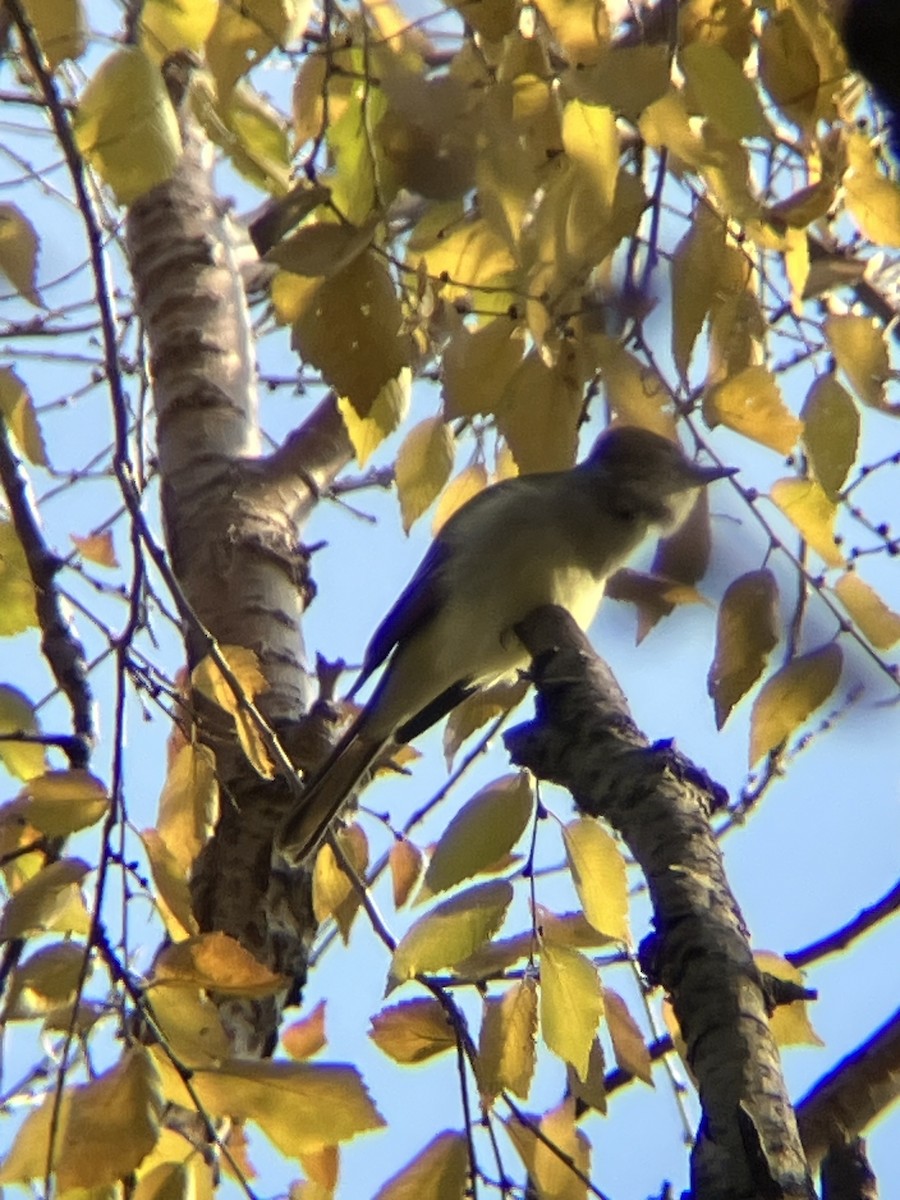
[691,462,739,485]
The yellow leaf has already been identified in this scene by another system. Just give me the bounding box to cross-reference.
[590,338,674,437]
[432,464,489,536]
[70,529,118,567]
[755,951,823,1047]
[441,318,525,420]
[297,1143,337,1194]
[324,48,392,224]
[801,375,859,499]
[388,880,513,987]
[147,983,231,1068]
[139,0,218,59]
[604,988,653,1083]
[73,47,181,205]
[265,219,377,278]
[60,1047,163,1189]
[605,568,707,644]
[505,1098,591,1200]
[408,209,517,305]
[670,205,726,377]
[155,741,218,873]
[539,940,603,1080]
[395,417,455,533]
[152,931,288,996]
[135,1132,216,1197]
[0,857,90,940]
[372,1131,468,1200]
[0,211,40,307]
[0,520,38,635]
[498,350,583,474]
[192,645,273,778]
[706,365,801,453]
[202,82,292,195]
[140,829,198,941]
[312,823,369,942]
[282,1000,328,1061]
[389,838,424,908]
[477,977,538,1101]
[749,644,842,765]
[442,678,528,767]
[337,374,411,466]
[566,1038,606,1113]
[562,100,618,214]
[535,905,615,949]
[369,998,456,1064]
[652,488,714,587]
[782,225,809,311]
[825,314,892,412]
[6,941,86,1020]
[1,769,109,838]
[134,1161,193,1200]
[757,8,828,129]
[834,574,900,650]
[707,569,780,728]
[206,0,306,99]
[534,0,609,65]
[681,41,769,139]
[284,251,414,421]
[0,685,46,781]
[151,1050,386,1155]
[292,52,328,147]
[22,0,86,68]
[420,774,533,900]
[566,44,669,122]
[640,89,710,169]
[770,478,844,567]
[844,133,900,246]
[561,818,629,943]
[0,1047,163,1188]
[680,0,753,60]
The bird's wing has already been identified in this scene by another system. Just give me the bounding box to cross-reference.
[350,536,450,696]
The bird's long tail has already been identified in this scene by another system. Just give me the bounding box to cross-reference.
[277,725,387,865]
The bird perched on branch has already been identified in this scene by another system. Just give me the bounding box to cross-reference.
[278,424,736,865]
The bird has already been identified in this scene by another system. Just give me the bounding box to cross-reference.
[841,0,900,160]
[277,424,736,865]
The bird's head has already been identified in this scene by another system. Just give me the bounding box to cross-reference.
[583,425,737,533]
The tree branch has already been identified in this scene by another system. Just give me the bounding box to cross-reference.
[0,415,94,757]
[796,1007,900,1172]
[505,605,814,1200]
